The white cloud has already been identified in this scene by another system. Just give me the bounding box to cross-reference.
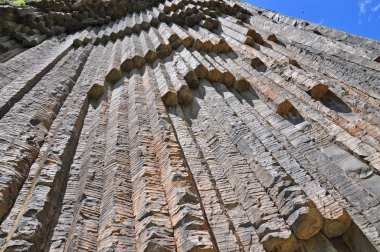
[372,3,380,11]
[318,18,325,25]
[359,0,373,15]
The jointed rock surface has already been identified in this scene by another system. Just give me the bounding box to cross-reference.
[0,0,380,251]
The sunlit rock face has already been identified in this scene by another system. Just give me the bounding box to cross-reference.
[0,0,379,251]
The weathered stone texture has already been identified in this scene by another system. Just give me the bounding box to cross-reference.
[0,0,379,251]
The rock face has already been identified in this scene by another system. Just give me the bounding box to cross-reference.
[0,0,379,251]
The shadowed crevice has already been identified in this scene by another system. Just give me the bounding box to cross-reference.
[308,84,352,113]
[277,100,305,125]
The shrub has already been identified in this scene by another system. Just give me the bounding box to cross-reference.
[11,0,26,7]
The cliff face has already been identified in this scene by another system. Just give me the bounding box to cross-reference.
[0,0,379,251]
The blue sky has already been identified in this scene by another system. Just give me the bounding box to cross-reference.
[244,0,380,41]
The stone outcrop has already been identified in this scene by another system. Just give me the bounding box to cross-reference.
[0,0,379,251]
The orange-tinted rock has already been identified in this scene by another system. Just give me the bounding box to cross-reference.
[0,1,379,252]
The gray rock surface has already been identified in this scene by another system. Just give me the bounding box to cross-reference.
[0,0,379,251]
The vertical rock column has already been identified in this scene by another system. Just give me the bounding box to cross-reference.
[0,45,90,223]
[182,85,297,252]
[169,104,267,252]
[197,80,323,240]
[127,69,176,251]
[96,78,136,251]
[47,43,113,251]
[68,94,108,251]
[142,66,215,251]
[213,83,352,239]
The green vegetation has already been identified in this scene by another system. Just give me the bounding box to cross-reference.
[11,0,26,7]
[0,0,27,7]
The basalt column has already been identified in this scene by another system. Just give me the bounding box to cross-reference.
[0,0,380,251]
